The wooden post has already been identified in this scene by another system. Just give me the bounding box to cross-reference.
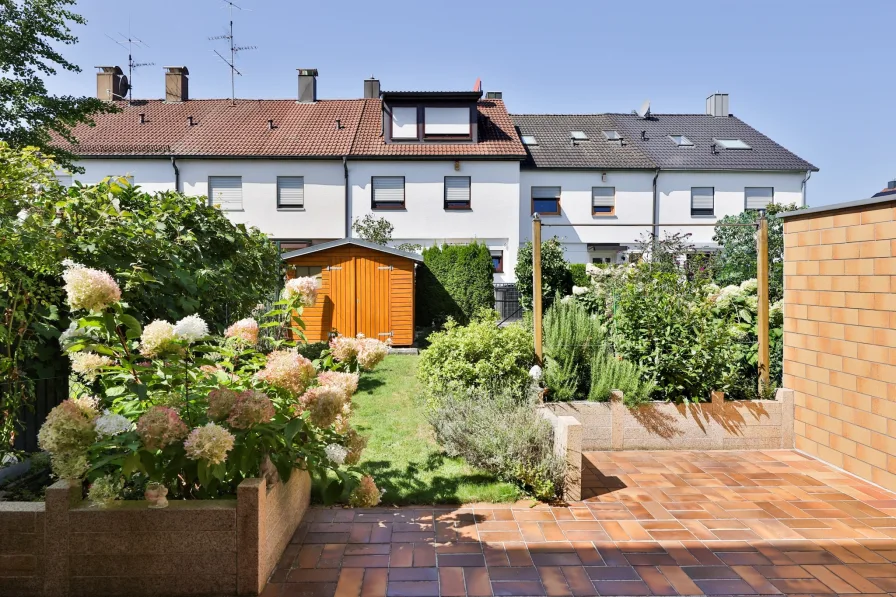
[756,213,770,388]
[533,214,543,364]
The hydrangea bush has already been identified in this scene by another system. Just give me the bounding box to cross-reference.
[40,263,389,504]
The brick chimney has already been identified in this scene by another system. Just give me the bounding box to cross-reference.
[164,66,189,102]
[96,66,127,101]
[297,69,318,103]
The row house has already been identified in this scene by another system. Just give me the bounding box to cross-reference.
[58,67,816,280]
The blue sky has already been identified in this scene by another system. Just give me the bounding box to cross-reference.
[48,0,895,206]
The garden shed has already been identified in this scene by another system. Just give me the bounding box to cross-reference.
[282,239,421,346]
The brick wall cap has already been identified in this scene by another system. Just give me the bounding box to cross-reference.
[780,195,896,220]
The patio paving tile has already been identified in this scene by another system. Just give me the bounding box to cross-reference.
[270,450,896,596]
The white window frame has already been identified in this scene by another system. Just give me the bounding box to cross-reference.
[208,176,243,211]
[277,176,305,209]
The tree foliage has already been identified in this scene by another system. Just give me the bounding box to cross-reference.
[713,203,801,302]
[417,242,494,326]
[0,0,117,169]
[514,237,572,311]
[351,214,393,245]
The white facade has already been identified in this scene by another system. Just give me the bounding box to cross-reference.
[520,168,806,265]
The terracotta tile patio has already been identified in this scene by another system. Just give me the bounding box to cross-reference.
[266,450,896,597]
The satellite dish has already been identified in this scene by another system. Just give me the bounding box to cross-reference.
[636,99,651,119]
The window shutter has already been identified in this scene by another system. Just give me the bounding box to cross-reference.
[532,186,561,199]
[372,177,404,204]
[209,176,242,210]
[278,177,305,208]
[691,187,714,211]
[445,177,471,204]
[745,187,773,210]
[592,187,615,208]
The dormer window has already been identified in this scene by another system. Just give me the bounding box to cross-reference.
[571,131,588,141]
[601,130,621,141]
[391,107,417,139]
[424,107,470,137]
[714,138,751,150]
[521,135,538,146]
[669,135,694,147]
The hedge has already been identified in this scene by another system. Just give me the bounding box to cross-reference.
[416,242,494,326]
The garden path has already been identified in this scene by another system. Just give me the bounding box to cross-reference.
[267,450,896,597]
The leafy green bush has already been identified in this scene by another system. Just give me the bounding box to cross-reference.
[416,242,495,326]
[568,263,589,287]
[417,310,533,396]
[588,352,655,406]
[515,237,572,311]
[426,386,565,501]
[542,298,606,401]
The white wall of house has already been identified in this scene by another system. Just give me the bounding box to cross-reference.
[68,159,175,194]
[348,160,521,282]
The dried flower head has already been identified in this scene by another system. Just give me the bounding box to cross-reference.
[328,335,360,363]
[173,315,209,344]
[300,385,347,428]
[140,320,177,357]
[62,262,121,312]
[227,390,275,429]
[283,276,319,307]
[70,352,113,382]
[225,318,258,344]
[343,428,368,466]
[136,406,189,451]
[256,350,316,395]
[206,387,240,421]
[349,475,382,507]
[37,399,98,471]
[184,423,235,465]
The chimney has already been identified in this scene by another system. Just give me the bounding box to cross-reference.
[888,180,896,190]
[96,66,127,101]
[485,91,503,100]
[706,93,729,117]
[297,68,318,103]
[164,66,189,102]
[364,76,380,99]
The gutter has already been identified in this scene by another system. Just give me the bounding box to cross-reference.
[651,168,660,239]
[170,156,180,192]
[801,170,812,207]
[343,156,350,239]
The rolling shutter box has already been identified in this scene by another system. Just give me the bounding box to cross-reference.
[691,187,714,212]
[592,187,615,208]
[532,186,561,199]
[209,176,242,210]
[745,187,773,210]
[278,177,305,208]
[372,177,405,206]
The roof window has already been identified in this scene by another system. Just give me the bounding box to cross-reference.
[570,131,589,141]
[602,130,622,141]
[669,135,694,147]
[521,135,538,146]
[714,138,751,150]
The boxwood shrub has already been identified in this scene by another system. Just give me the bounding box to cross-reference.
[416,242,494,327]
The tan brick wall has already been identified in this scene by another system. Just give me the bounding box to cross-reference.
[783,201,896,492]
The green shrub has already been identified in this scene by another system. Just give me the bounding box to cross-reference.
[515,237,572,311]
[542,298,606,401]
[426,386,565,501]
[417,310,533,396]
[568,263,589,287]
[588,351,656,406]
[417,242,494,326]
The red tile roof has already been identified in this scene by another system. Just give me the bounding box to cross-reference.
[55,98,525,159]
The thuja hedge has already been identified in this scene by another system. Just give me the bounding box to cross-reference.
[416,242,494,326]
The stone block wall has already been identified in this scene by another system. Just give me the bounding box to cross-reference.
[0,503,45,597]
[782,198,896,492]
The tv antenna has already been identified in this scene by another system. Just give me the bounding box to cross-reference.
[106,30,154,104]
[209,0,257,105]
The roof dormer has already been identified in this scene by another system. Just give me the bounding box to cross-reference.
[381,91,482,144]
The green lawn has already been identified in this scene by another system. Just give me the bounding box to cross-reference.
[350,354,521,505]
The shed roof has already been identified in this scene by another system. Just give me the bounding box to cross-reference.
[281,238,424,262]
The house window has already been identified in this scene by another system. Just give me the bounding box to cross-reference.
[592,187,615,215]
[372,176,405,209]
[277,176,305,209]
[391,107,418,139]
[56,174,72,187]
[745,187,774,211]
[570,131,589,141]
[669,135,694,147]
[691,187,715,216]
[424,107,470,137]
[491,251,504,273]
[521,135,538,146]
[592,257,611,264]
[532,186,561,215]
[601,130,622,141]
[715,138,752,150]
[208,176,242,211]
[290,265,323,283]
[278,240,311,253]
[444,176,471,210]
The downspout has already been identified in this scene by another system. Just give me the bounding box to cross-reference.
[801,170,812,207]
[170,156,180,193]
[651,167,660,244]
[343,156,350,239]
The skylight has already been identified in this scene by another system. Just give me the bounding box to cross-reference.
[521,135,538,146]
[669,135,694,147]
[570,131,589,141]
[602,130,622,141]
[714,138,752,150]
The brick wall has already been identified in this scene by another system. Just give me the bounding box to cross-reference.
[782,199,896,492]
[0,503,45,597]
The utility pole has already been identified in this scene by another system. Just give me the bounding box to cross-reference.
[756,212,770,389]
[533,214,543,364]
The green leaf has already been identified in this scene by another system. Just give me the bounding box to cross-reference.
[122,452,143,477]
[323,478,344,505]
[284,418,304,446]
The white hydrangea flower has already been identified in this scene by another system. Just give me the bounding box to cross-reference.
[529,364,543,381]
[739,278,758,294]
[173,315,209,344]
[703,283,720,295]
[58,321,79,348]
[572,286,589,296]
[70,352,114,382]
[585,263,600,275]
[714,285,744,309]
[140,320,176,357]
[770,300,783,318]
[324,443,348,465]
[745,295,759,310]
[95,410,132,437]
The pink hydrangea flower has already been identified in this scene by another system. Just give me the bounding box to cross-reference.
[256,350,316,395]
[61,261,121,312]
[283,276,319,307]
[137,406,189,451]
[349,475,382,507]
[357,338,389,371]
[227,390,275,429]
[328,335,360,362]
[184,423,234,465]
[316,371,359,399]
[225,317,259,344]
[206,387,240,421]
[299,385,346,428]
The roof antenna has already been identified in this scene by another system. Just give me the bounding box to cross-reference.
[106,21,154,105]
[209,0,257,106]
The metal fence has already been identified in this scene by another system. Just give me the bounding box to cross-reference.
[3,375,70,453]
[494,283,522,324]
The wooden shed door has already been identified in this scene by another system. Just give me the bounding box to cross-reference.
[355,252,392,341]
[328,253,355,339]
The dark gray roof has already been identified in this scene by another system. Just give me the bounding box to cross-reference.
[280,238,424,262]
[511,113,818,172]
[512,115,655,169]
